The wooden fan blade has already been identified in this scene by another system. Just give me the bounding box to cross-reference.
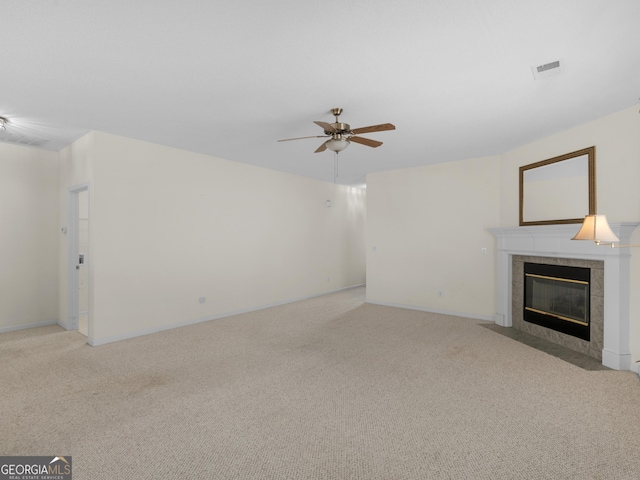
[351,123,396,135]
[349,136,383,148]
[314,140,329,153]
[313,121,337,133]
[278,135,327,142]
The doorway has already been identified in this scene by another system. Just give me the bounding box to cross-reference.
[68,184,90,339]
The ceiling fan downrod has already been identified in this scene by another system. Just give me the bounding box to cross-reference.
[328,108,350,134]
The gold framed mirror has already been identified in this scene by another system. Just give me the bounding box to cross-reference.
[519,146,596,226]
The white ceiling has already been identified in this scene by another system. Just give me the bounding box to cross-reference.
[2,0,639,186]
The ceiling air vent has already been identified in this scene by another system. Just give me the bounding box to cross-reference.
[531,59,563,80]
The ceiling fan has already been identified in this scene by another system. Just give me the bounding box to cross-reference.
[278,108,395,153]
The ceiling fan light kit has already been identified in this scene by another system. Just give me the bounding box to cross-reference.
[278,107,395,154]
[325,137,350,152]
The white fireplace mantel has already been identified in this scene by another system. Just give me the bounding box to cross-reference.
[489,223,639,371]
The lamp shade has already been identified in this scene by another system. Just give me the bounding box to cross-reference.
[571,214,620,243]
[326,138,350,152]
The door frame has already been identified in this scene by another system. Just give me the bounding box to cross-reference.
[67,183,90,338]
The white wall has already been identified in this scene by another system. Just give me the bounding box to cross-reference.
[80,132,365,344]
[0,142,59,332]
[366,155,501,319]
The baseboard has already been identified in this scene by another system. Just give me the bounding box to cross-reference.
[365,298,495,322]
[0,319,59,334]
[629,360,640,379]
[89,284,366,346]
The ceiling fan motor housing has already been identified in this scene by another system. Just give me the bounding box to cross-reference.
[325,122,350,135]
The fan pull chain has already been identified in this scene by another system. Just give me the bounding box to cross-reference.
[334,152,339,183]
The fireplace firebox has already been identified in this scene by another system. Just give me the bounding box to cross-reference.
[523,262,590,341]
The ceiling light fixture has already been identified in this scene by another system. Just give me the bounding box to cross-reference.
[571,214,640,247]
[325,136,350,153]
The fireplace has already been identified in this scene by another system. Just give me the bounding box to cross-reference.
[489,223,638,370]
[523,262,590,341]
[513,256,601,359]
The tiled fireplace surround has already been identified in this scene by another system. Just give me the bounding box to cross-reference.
[512,255,603,359]
[490,223,639,371]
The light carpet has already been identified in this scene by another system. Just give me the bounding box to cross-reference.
[2,287,640,479]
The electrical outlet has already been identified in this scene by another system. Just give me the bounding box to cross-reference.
[481,247,487,255]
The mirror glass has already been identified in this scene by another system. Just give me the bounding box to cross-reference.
[519,147,595,226]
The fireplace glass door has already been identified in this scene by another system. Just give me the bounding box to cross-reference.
[523,263,590,341]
